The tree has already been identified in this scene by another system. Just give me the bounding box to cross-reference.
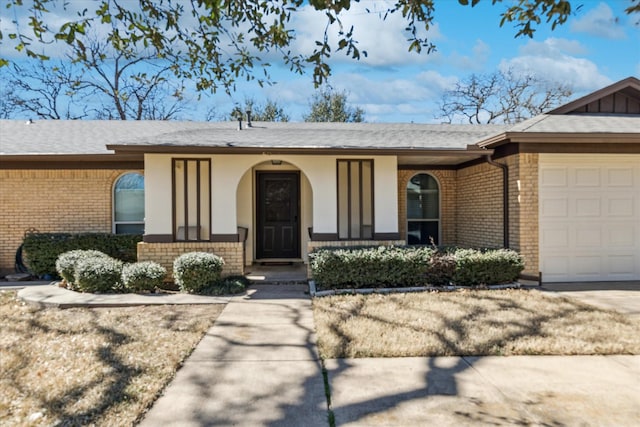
[304,88,364,123]
[437,70,573,124]
[1,34,188,120]
[4,1,635,91]
[229,98,290,122]
[0,60,87,119]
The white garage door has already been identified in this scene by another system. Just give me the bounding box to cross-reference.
[539,154,640,282]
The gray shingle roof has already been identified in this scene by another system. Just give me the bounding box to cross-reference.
[507,113,640,133]
[0,120,507,155]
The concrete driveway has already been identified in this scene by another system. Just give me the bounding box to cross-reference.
[539,281,640,318]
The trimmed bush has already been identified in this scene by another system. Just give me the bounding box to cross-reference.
[173,252,224,293]
[452,248,524,286]
[424,251,457,286]
[55,250,111,290]
[74,256,124,293]
[122,262,167,292]
[309,245,525,289]
[309,246,434,290]
[23,233,142,277]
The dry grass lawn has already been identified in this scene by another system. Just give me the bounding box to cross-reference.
[0,290,224,427]
[313,289,640,358]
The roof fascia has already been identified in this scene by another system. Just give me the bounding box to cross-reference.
[548,77,640,114]
[477,132,639,148]
[106,144,492,157]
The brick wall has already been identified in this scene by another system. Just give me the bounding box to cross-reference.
[507,153,539,276]
[455,162,503,248]
[0,169,131,273]
[137,241,245,279]
[397,169,456,245]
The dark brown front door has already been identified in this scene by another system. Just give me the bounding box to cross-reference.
[256,172,300,259]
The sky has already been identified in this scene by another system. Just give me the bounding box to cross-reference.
[1,0,639,123]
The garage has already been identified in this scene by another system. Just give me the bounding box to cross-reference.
[539,153,640,282]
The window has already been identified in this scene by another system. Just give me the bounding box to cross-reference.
[337,159,373,239]
[113,172,145,234]
[407,173,439,245]
[173,159,211,241]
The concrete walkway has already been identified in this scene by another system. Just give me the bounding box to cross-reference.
[15,284,230,308]
[139,284,328,427]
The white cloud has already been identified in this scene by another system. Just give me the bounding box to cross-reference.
[570,3,626,39]
[289,2,442,67]
[447,39,491,70]
[501,38,611,92]
[519,38,588,57]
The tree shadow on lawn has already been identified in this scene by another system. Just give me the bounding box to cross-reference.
[1,300,213,426]
[318,290,636,426]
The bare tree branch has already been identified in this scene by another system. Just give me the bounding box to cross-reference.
[437,70,572,124]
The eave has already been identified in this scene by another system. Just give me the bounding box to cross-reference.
[477,132,640,149]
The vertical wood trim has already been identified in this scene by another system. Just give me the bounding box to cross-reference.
[196,160,201,240]
[172,159,177,241]
[358,160,363,239]
[183,160,189,239]
[207,159,212,241]
[370,159,375,238]
[336,160,340,239]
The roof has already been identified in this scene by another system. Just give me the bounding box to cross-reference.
[477,113,640,148]
[0,120,509,166]
[0,120,506,156]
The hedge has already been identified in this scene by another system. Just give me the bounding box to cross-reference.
[22,233,142,277]
[309,246,434,289]
[309,246,524,289]
[451,248,525,287]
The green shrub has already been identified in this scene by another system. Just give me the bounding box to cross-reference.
[452,248,524,286]
[74,256,124,293]
[122,262,167,292]
[173,252,224,293]
[309,245,524,289]
[309,246,433,290]
[23,233,142,277]
[424,251,457,286]
[55,250,110,290]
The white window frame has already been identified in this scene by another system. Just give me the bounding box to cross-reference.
[112,172,145,234]
[406,173,441,245]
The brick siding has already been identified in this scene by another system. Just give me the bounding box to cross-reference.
[507,153,539,276]
[0,169,131,273]
[137,241,245,279]
[455,163,504,248]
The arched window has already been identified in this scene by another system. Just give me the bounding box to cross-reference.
[406,173,439,245]
[113,172,145,234]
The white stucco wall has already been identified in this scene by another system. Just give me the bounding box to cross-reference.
[374,156,399,233]
[144,153,399,261]
[144,154,173,235]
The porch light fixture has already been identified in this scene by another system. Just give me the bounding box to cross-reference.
[271,160,282,165]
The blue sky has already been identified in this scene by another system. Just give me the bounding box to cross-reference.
[1,1,639,122]
[238,0,640,122]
